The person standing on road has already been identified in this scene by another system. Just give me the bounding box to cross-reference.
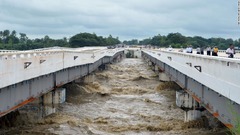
[212,46,218,56]
[186,46,190,53]
[200,46,204,55]
[206,46,211,56]
[186,45,193,53]
[226,44,235,58]
[196,46,201,54]
[167,45,173,51]
[189,45,193,53]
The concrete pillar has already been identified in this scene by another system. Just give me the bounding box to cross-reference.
[154,65,159,73]
[145,58,149,62]
[16,88,66,119]
[37,98,43,118]
[41,88,66,117]
[176,90,202,122]
[136,50,142,58]
[43,91,55,117]
[83,74,95,83]
[151,65,155,71]
[54,88,66,106]
[112,54,122,63]
[184,110,202,122]
[159,72,170,81]
[148,61,152,66]
[145,57,148,61]
[112,58,116,63]
[116,55,121,62]
[98,64,106,71]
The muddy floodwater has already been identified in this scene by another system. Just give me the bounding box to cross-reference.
[1,58,228,135]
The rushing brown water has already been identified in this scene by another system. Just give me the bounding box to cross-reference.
[0,58,228,135]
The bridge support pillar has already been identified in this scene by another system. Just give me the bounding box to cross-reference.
[83,74,95,83]
[148,61,152,66]
[41,88,66,117]
[154,65,159,73]
[159,72,170,82]
[151,64,155,71]
[184,110,202,122]
[117,55,121,62]
[176,90,203,122]
[118,55,123,62]
[142,55,146,60]
[112,55,123,63]
[143,57,149,62]
[43,91,55,117]
[98,64,106,71]
[18,88,66,118]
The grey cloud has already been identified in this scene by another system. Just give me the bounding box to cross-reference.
[0,0,239,40]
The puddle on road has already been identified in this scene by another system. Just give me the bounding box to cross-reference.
[0,59,228,135]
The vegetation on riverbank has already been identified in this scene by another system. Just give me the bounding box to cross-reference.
[0,30,238,50]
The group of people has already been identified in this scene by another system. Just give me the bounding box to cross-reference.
[185,44,236,58]
[198,46,219,56]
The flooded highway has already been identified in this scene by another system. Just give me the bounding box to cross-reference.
[0,58,227,135]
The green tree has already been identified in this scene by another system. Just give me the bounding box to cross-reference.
[0,31,2,44]
[123,39,138,45]
[69,33,99,47]
[19,33,28,43]
[139,38,151,45]
[151,35,161,46]
[11,30,16,37]
[106,35,120,45]
[3,30,10,44]
[166,33,187,45]
[69,33,120,47]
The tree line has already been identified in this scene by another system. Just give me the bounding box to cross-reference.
[0,30,120,50]
[123,33,240,49]
[0,30,239,50]
[0,30,69,50]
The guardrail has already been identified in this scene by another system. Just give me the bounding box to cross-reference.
[0,50,20,53]
[0,48,124,89]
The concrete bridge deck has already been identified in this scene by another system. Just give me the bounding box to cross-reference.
[142,48,240,128]
[0,47,124,117]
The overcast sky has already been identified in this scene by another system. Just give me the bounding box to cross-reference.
[0,0,239,40]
